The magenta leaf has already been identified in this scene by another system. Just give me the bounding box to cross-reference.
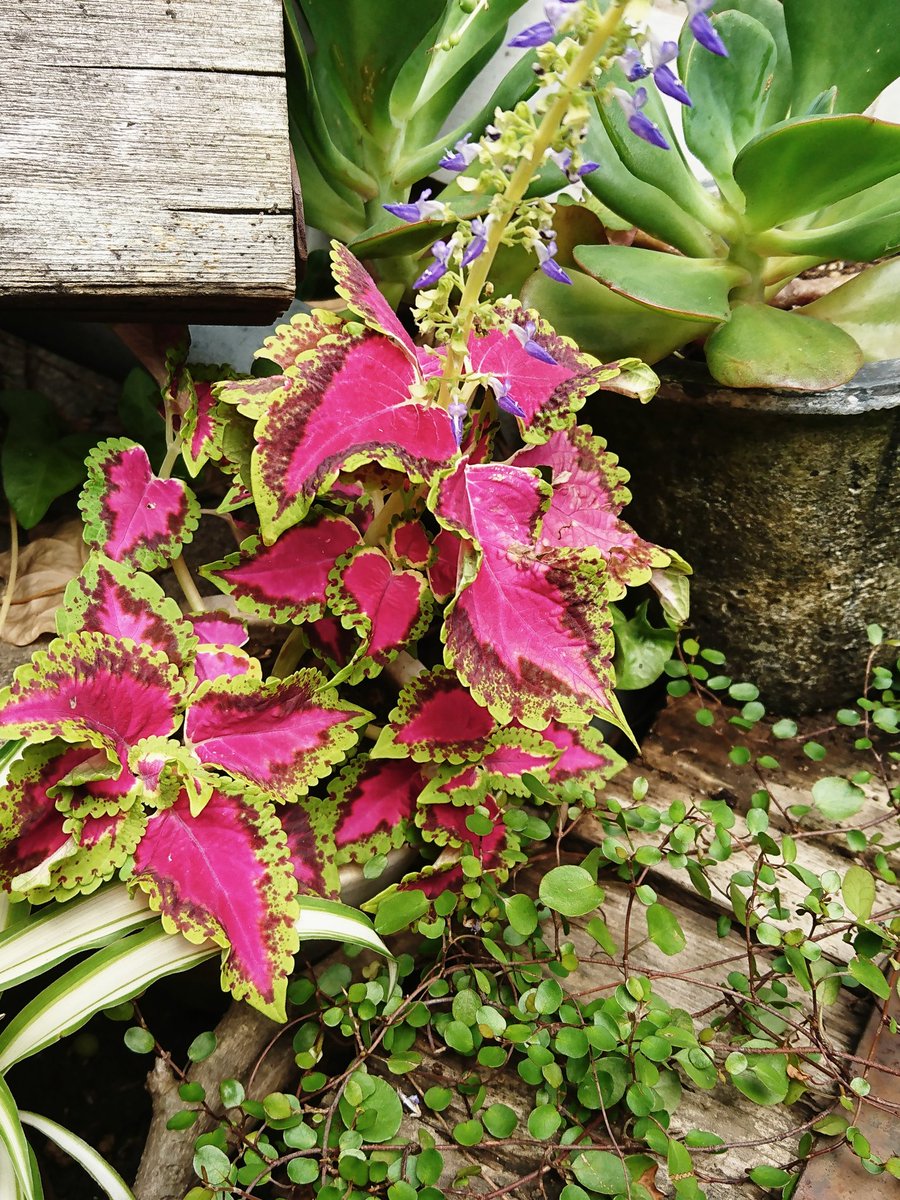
[467,304,615,442]
[0,743,82,895]
[276,800,340,898]
[132,782,299,1019]
[431,461,624,731]
[185,669,370,801]
[331,243,419,364]
[427,528,465,602]
[326,755,425,865]
[57,554,197,669]
[419,727,559,806]
[541,720,626,799]
[201,513,361,624]
[513,426,671,598]
[372,666,496,764]
[419,794,508,854]
[247,328,457,542]
[304,616,361,675]
[193,646,260,687]
[30,808,147,904]
[0,632,184,765]
[80,439,200,571]
[188,613,249,648]
[388,518,432,569]
[328,547,433,678]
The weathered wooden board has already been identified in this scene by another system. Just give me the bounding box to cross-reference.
[0,0,296,319]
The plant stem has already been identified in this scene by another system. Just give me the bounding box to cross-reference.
[271,627,306,679]
[0,510,19,644]
[172,555,205,614]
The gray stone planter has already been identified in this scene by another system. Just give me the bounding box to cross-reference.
[595,358,900,713]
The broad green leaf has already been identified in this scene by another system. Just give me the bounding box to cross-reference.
[539,865,604,918]
[646,903,687,956]
[801,259,900,362]
[521,268,712,365]
[848,955,891,999]
[810,776,866,821]
[735,116,900,231]
[0,925,215,1070]
[767,207,900,263]
[573,245,745,324]
[0,1077,36,1198]
[704,304,863,391]
[707,1,793,121]
[842,865,876,922]
[612,602,678,691]
[20,1111,135,1200]
[782,0,900,115]
[731,1053,789,1105]
[569,1150,628,1195]
[0,391,92,530]
[749,1166,791,1189]
[681,12,778,201]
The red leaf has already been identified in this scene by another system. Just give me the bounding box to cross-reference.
[373,666,496,763]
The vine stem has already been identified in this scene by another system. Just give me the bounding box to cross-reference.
[0,509,18,643]
[171,555,205,614]
[436,0,631,409]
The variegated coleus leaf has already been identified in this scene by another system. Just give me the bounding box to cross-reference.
[428,528,464,603]
[325,755,426,866]
[188,613,249,648]
[327,546,433,680]
[388,518,432,570]
[240,325,457,543]
[57,554,197,670]
[512,426,671,599]
[331,243,419,365]
[0,632,184,766]
[184,669,370,802]
[418,727,559,807]
[467,303,618,444]
[131,781,299,1020]
[277,799,340,899]
[372,666,496,764]
[79,439,200,571]
[177,364,242,477]
[540,720,626,801]
[304,616,361,676]
[200,512,361,625]
[26,809,147,905]
[185,612,259,686]
[431,460,625,733]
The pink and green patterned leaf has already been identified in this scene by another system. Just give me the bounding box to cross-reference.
[0,632,184,763]
[79,439,200,570]
[331,243,418,364]
[276,799,340,898]
[22,805,147,904]
[185,669,370,801]
[187,612,249,649]
[256,308,346,375]
[467,303,617,443]
[56,759,141,821]
[432,462,624,731]
[428,528,465,603]
[388,518,432,569]
[513,426,671,598]
[304,617,362,675]
[193,646,260,687]
[132,781,299,1020]
[371,666,496,764]
[57,554,197,669]
[418,728,558,806]
[326,755,425,866]
[0,742,86,893]
[250,329,457,542]
[327,547,433,679]
[179,377,223,477]
[200,514,361,624]
[541,720,626,799]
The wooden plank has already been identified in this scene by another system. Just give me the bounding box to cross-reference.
[0,0,295,320]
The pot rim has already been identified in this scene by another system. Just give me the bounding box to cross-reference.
[653,356,900,417]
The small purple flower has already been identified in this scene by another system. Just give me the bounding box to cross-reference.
[512,320,557,366]
[651,39,691,105]
[461,217,488,267]
[383,188,445,224]
[615,87,670,151]
[439,133,479,173]
[414,240,453,289]
[448,400,467,447]
[536,238,572,285]
[686,0,728,57]
[621,47,651,83]
[489,377,526,420]
[576,160,599,177]
[508,0,579,47]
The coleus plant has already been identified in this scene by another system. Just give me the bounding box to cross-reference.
[521,0,900,390]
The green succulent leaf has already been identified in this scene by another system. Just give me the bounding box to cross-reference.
[704,304,863,391]
[707,1,793,122]
[800,259,900,362]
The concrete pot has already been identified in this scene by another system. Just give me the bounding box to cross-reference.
[594,358,900,713]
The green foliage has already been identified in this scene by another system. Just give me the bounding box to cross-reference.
[0,390,94,529]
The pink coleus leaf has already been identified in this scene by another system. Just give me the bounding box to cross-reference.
[177,364,240,477]
[0,632,184,764]
[187,613,249,648]
[79,438,200,570]
[372,666,496,764]
[0,742,84,894]
[304,616,361,675]
[541,720,626,799]
[276,799,340,898]
[388,518,432,569]
[201,513,361,625]
[331,243,419,365]
[57,554,197,669]
[248,328,457,542]
[23,806,147,905]
[327,547,433,679]
[185,669,370,801]
[132,782,299,1020]
[512,425,671,598]
[467,303,615,443]
[428,528,465,603]
[326,755,425,865]
[418,727,559,806]
[193,646,260,687]
[431,460,624,732]
[418,794,509,853]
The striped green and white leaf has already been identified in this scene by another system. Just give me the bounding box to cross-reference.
[0,1076,38,1199]
[21,1111,135,1200]
[296,897,397,993]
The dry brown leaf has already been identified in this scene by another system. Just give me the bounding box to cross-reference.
[0,519,89,646]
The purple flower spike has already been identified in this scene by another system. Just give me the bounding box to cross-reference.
[512,320,558,366]
[615,87,670,151]
[508,0,579,48]
[490,378,527,420]
[536,239,573,285]
[651,39,691,105]
[461,217,488,268]
[383,188,445,224]
[439,133,479,173]
[414,240,453,290]
[448,400,467,448]
[687,1,728,56]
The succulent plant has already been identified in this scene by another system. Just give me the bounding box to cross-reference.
[523,0,900,390]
